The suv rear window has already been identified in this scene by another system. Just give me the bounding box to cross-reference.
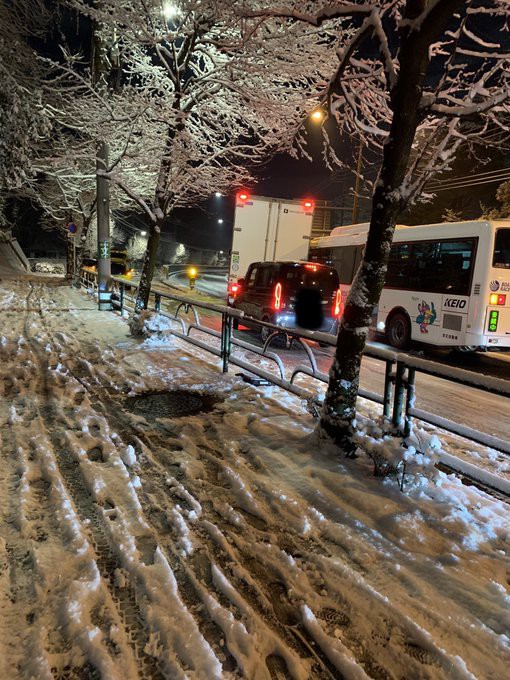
[283,265,339,296]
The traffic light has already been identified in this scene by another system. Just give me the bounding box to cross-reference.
[302,198,315,215]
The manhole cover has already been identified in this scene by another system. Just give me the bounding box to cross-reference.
[124,390,220,420]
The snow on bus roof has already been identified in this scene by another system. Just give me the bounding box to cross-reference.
[313,220,509,249]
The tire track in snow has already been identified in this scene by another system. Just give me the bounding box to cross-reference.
[0,285,54,678]
[166,417,467,680]
[25,283,484,679]
[82,386,339,680]
[0,405,44,678]
[20,284,165,680]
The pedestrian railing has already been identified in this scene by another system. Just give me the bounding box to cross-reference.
[81,271,510,455]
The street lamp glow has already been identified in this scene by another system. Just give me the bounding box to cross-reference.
[140,231,147,236]
[218,219,224,224]
[163,3,179,20]
[310,109,324,122]
[215,192,222,197]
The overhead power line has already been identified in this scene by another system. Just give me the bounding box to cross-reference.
[428,166,510,189]
[427,172,510,192]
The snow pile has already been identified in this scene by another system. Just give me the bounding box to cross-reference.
[129,310,175,345]
[355,418,442,480]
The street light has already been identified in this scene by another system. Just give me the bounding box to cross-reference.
[310,109,324,123]
[218,219,224,224]
[140,231,147,236]
[215,192,222,197]
[163,3,180,20]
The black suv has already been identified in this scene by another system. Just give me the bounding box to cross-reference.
[232,261,341,340]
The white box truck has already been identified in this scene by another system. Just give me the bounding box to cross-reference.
[228,193,315,291]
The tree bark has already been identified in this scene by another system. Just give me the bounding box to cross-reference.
[320,0,464,453]
[135,121,181,310]
[135,215,162,310]
[65,233,74,279]
[73,210,94,288]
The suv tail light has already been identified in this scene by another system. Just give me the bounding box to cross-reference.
[229,281,241,297]
[333,289,343,317]
[273,282,282,310]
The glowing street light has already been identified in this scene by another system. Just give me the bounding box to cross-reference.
[218,219,224,224]
[163,3,180,20]
[310,108,324,123]
[215,192,222,197]
[140,231,147,236]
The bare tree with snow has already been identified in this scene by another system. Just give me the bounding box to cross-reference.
[0,1,51,220]
[62,0,332,309]
[248,0,510,453]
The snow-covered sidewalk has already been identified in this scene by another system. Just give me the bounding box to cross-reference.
[0,277,508,680]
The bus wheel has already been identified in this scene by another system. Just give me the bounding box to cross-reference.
[386,312,411,350]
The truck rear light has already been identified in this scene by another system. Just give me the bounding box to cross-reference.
[333,289,343,317]
[489,293,506,305]
[229,282,241,296]
[236,190,251,206]
[301,199,315,215]
[273,282,282,310]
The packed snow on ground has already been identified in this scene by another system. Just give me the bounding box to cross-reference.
[0,277,508,680]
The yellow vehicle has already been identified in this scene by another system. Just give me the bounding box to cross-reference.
[111,250,134,279]
[81,251,134,279]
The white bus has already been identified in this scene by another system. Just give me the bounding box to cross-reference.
[310,220,510,351]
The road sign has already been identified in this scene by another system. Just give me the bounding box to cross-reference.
[98,241,110,259]
[68,221,77,234]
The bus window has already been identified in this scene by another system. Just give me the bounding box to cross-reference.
[386,243,411,288]
[332,244,363,284]
[493,229,510,268]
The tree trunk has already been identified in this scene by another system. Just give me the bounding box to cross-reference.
[135,120,181,310]
[73,212,94,288]
[319,0,463,453]
[65,234,74,279]
[135,216,162,310]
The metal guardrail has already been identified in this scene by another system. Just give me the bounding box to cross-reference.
[80,270,510,455]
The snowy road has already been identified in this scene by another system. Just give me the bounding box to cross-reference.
[1,278,509,680]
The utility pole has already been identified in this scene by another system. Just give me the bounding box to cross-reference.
[352,140,363,224]
[93,19,111,310]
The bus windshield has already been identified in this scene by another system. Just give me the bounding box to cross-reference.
[493,229,510,269]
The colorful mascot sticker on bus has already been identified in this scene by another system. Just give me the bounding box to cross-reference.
[416,300,437,333]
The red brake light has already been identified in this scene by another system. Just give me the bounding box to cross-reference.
[304,263,318,271]
[333,289,343,317]
[273,282,282,310]
[229,282,241,297]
